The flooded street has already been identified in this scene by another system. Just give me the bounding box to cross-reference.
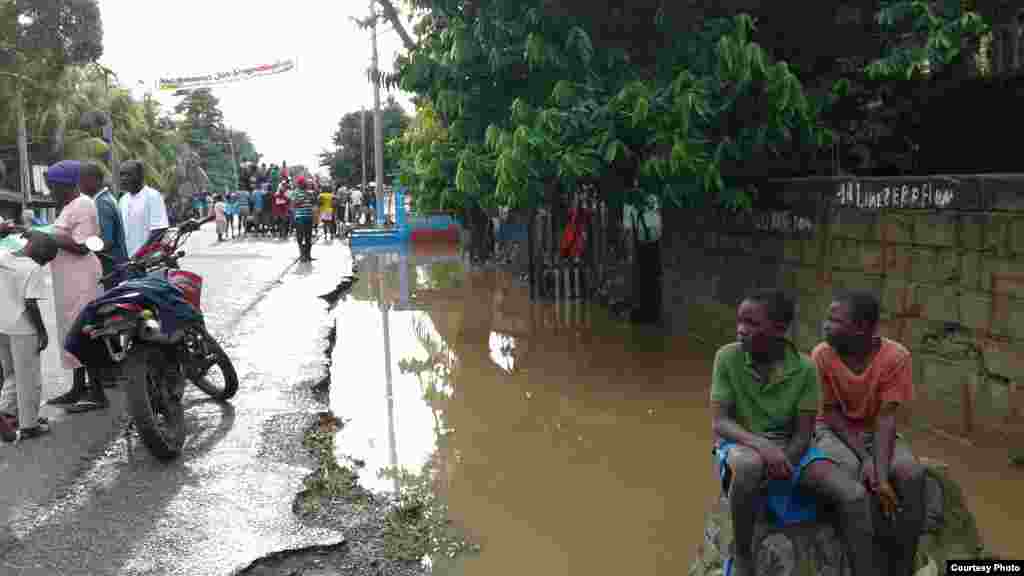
[3,231,1020,576]
[332,244,1024,574]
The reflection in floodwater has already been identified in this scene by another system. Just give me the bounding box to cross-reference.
[331,243,1024,574]
[489,332,517,374]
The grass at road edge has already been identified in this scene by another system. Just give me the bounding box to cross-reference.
[296,411,479,564]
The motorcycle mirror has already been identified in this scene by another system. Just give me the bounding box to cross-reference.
[84,236,104,252]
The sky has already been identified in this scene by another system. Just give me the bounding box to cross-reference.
[96,0,416,177]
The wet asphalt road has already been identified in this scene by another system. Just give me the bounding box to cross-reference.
[1,226,353,575]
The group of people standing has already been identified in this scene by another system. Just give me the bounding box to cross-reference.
[210,170,348,263]
[0,159,169,442]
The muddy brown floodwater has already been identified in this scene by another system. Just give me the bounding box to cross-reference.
[330,243,1023,574]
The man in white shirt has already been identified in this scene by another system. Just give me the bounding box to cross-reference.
[118,160,169,258]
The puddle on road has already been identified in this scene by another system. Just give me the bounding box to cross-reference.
[330,242,1024,573]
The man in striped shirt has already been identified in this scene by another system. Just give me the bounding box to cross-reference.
[292,176,315,262]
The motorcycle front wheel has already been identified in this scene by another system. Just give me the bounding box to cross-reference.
[187,328,239,402]
[124,345,186,461]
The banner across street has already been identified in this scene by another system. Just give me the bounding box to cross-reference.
[156,59,297,92]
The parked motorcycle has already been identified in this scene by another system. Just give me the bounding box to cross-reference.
[67,218,238,460]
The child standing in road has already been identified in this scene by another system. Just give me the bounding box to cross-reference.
[225,191,238,238]
[0,230,58,442]
[272,183,290,239]
[319,186,336,240]
[213,195,227,242]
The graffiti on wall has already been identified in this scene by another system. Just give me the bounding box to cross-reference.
[713,205,816,236]
[753,210,815,234]
[835,180,957,210]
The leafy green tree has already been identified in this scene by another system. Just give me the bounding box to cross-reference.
[67,67,181,192]
[867,0,990,79]
[174,88,236,193]
[319,96,410,187]
[393,2,830,260]
[1,0,103,174]
[174,88,223,133]
[229,129,260,164]
[392,99,455,212]
[387,0,994,232]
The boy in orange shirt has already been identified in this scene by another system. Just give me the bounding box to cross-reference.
[813,290,925,576]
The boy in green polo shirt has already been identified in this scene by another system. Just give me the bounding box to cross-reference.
[710,289,875,576]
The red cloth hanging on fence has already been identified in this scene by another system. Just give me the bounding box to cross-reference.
[560,207,591,259]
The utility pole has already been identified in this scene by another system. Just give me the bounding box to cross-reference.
[361,105,368,204]
[371,0,384,225]
[16,90,30,213]
[226,127,238,190]
[106,71,120,197]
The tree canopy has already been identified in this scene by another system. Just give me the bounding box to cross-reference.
[1,2,263,201]
[173,88,259,194]
[319,96,411,187]
[392,4,828,214]
[1,0,104,157]
[383,0,991,214]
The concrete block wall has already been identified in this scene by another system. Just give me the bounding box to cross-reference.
[662,176,1024,446]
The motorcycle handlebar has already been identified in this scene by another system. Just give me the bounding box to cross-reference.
[165,215,213,250]
[98,216,214,286]
[98,217,210,287]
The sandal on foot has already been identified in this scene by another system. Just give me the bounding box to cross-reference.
[66,399,108,413]
[47,390,84,406]
[17,425,51,441]
[27,418,50,433]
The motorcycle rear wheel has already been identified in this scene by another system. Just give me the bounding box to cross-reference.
[124,345,186,461]
[188,328,239,402]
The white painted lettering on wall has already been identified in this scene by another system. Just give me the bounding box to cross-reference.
[753,211,814,234]
[835,181,956,210]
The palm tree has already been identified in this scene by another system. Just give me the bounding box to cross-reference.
[29,65,182,193]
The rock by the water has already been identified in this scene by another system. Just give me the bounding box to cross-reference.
[689,459,988,576]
